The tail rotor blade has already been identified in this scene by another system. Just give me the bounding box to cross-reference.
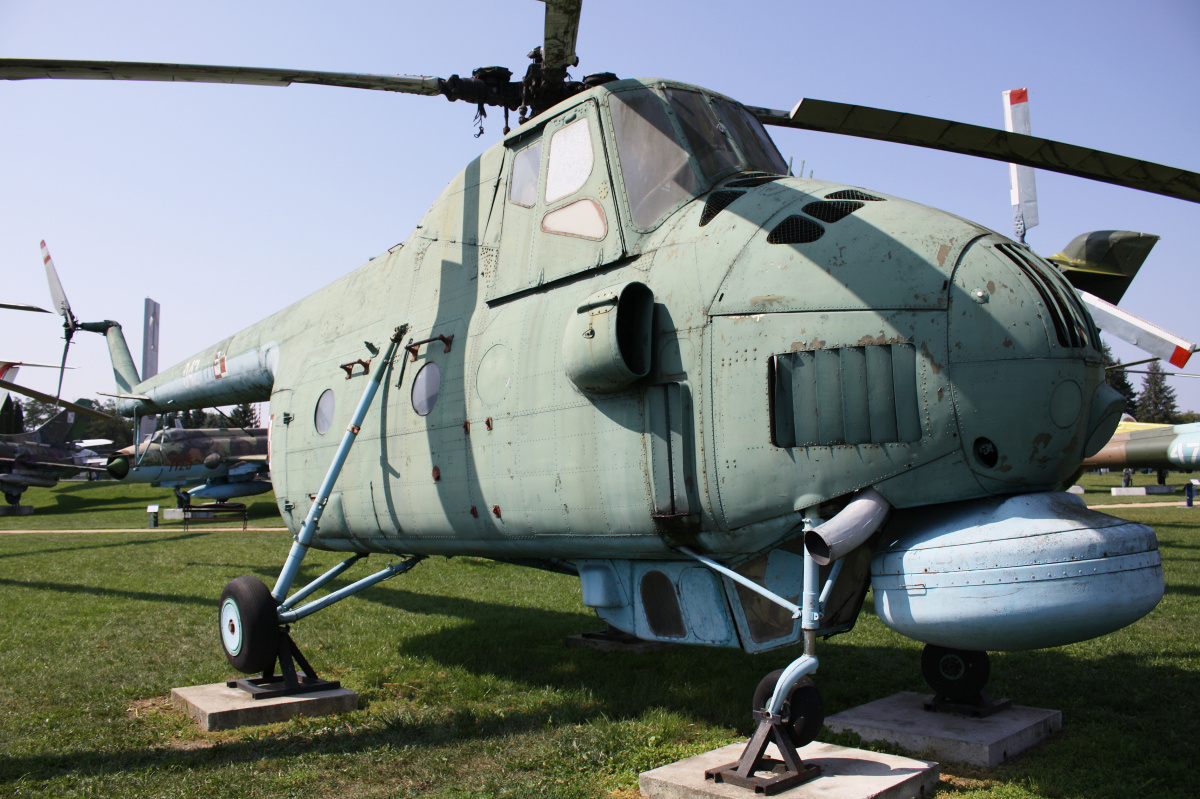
[41,240,76,326]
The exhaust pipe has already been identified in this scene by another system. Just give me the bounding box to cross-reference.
[804,487,891,566]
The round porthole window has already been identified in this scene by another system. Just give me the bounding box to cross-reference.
[412,362,441,416]
[314,389,335,434]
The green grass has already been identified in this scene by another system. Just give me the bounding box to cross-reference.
[0,480,285,531]
[0,489,1197,797]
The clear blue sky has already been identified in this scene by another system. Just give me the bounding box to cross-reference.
[2,0,1198,412]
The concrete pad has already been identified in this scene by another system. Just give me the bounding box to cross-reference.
[170,682,358,732]
[1111,486,1175,496]
[0,505,34,517]
[824,692,1061,767]
[640,740,937,799]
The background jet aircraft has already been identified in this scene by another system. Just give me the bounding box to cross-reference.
[0,400,107,505]
[106,425,270,505]
[1083,418,1200,472]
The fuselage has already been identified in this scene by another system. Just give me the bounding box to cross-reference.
[115,78,1123,564]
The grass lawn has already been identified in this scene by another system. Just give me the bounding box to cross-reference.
[0,484,1196,797]
[0,480,285,531]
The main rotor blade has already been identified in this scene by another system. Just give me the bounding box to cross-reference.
[0,380,112,420]
[753,99,1200,204]
[0,59,444,96]
[539,0,582,75]
[40,240,73,321]
[0,302,49,313]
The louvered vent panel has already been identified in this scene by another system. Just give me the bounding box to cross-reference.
[824,189,885,202]
[802,201,865,223]
[767,215,824,244]
[700,190,746,226]
[770,344,921,447]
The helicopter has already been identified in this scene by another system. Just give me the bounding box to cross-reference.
[2,0,1196,787]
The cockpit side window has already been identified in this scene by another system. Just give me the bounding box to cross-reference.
[508,141,542,208]
[665,88,740,183]
[610,89,698,230]
[545,118,595,203]
[711,97,789,175]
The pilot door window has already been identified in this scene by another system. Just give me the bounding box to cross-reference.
[542,118,607,240]
[509,142,541,208]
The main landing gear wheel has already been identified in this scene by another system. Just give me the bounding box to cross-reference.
[752,669,825,747]
[219,576,281,674]
[921,644,990,702]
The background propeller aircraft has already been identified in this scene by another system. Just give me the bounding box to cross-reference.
[1,0,1196,785]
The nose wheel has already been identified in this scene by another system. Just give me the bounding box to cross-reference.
[752,669,825,748]
[219,576,280,674]
[705,667,823,794]
[921,644,1011,716]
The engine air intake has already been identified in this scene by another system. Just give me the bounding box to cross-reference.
[700,190,746,226]
[767,215,824,245]
[824,189,885,202]
[727,175,783,188]
[802,200,865,223]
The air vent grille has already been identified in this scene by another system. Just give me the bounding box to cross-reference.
[802,201,865,223]
[769,344,921,447]
[767,215,824,245]
[996,243,1100,350]
[824,189,885,202]
[700,190,746,226]
[727,176,783,188]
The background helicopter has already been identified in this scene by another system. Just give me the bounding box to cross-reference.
[0,0,1196,409]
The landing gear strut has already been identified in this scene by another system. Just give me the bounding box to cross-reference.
[921,644,1011,717]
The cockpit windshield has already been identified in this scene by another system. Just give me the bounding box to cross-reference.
[609,86,789,229]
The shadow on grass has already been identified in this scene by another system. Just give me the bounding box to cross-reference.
[0,532,206,560]
[0,576,214,608]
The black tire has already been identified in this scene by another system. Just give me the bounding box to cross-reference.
[921,644,990,701]
[752,669,825,748]
[4,490,21,506]
[218,576,280,674]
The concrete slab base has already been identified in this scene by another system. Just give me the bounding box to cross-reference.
[640,740,937,799]
[824,691,1061,766]
[0,505,34,517]
[170,681,358,732]
[1111,486,1175,496]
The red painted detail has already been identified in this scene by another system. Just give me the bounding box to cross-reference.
[1170,346,1191,368]
[1008,88,1028,105]
[432,466,441,482]
[492,505,501,518]
[470,506,478,518]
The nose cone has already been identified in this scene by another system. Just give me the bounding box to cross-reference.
[945,233,1104,489]
[948,236,1105,491]
[106,455,129,480]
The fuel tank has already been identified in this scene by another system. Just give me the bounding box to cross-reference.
[870,492,1163,651]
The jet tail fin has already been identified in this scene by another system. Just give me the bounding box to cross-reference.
[1048,230,1159,304]
[31,398,95,447]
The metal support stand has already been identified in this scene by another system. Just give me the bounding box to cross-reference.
[227,628,341,700]
[705,710,820,795]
